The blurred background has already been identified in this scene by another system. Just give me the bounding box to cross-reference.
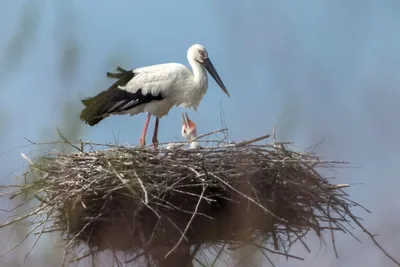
[1,0,400,266]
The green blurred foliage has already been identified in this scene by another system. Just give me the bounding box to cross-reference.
[35,0,84,149]
[106,48,135,69]
[56,101,85,149]
[1,0,45,255]
[54,0,81,84]
[3,1,85,264]
[59,37,80,84]
[0,0,45,86]
[54,0,84,144]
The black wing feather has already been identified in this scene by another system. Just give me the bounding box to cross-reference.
[80,66,164,126]
[82,66,134,107]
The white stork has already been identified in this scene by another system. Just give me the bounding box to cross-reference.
[80,44,230,148]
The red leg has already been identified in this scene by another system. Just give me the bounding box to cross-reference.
[152,117,160,149]
[139,113,151,146]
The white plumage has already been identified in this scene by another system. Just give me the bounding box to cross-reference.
[80,44,230,148]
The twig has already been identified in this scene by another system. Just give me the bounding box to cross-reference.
[24,213,52,262]
[328,184,350,189]
[164,185,208,259]
[211,243,226,267]
[237,134,270,147]
[107,161,148,204]
[56,128,83,152]
[331,195,400,266]
[0,221,45,257]
[208,172,287,223]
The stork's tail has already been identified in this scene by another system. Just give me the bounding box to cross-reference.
[80,93,107,126]
[106,66,131,79]
[81,66,131,108]
[81,66,136,126]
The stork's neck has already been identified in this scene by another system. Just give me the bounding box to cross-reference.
[188,58,208,90]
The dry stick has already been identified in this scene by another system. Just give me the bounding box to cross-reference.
[193,257,208,267]
[326,205,338,258]
[211,243,226,267]
[162,129,229,150]
[111,251,124,267]
[0,221,45,257]
[331,195,400,266]
[208,172,288,223]
[107,161,149,204]
[190,244,202,259]
[272,126,277,144]
[252,242,305,261]
[70,250,99,263]
[233,242,263,267]
[132,168,149,204]
[65,210,104,249]
[126,214,162,264]
[0,205,47,229]
[124,251,147,265]
[56,128,83,152]
[164,185,207,259]
[293,232,311,254]
[24,213,52,263]
[257,248,276,267]
[137,221,153,267]
[61,211,71,267]
[236,134,270,147]
[154,199,213,220]
[328,184,350,190]
[189,128,228,143]
[164,216,189,242]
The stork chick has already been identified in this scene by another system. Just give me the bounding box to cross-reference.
[181,112,200,149]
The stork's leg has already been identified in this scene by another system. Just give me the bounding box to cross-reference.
[139,113,151,147]
[152,117,160,149]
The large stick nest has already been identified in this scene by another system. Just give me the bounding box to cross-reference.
[1,130,398,266]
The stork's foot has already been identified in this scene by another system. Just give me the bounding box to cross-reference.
[152,137,158,150]
[139,137,146,147]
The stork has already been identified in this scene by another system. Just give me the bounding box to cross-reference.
[80,44,230,149]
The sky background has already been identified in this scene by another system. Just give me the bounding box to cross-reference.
[1,0,400,266]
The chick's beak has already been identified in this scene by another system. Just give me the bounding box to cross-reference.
[182,112,188,129]
[185,113,196,131]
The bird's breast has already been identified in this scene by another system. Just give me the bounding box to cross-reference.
[174,84,208,109]
[142,98,174,118]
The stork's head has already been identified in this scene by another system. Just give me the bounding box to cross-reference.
[187,44,230,97]
[181,112,197,141]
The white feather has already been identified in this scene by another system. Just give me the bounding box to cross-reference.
[114,45,211,119]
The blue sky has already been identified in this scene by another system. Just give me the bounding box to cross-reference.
[1,0,400,266]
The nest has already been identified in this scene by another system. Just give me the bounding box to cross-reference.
[1,130,398,267]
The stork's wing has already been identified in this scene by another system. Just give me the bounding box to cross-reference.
[80,87,164,126]
[120,63,189,97]
[80,63,188,126]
